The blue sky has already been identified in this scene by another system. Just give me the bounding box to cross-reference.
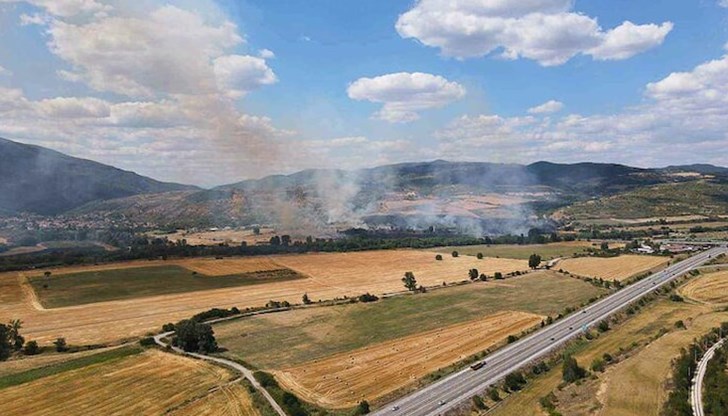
[0,0,727,186]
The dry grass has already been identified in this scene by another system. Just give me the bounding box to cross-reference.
[172,382,261,416]
[181,257,284,276]
[275,311,542,408]
[0,350,239,416]
[598,308,728,416]
[559,255,668,281]
[491,300,711,416]
[680,270,728,304]
[0,250,527,345]
[272,250,528,292]
[0,347,121,378]
[152,228,277,247]
[23,256,284,278]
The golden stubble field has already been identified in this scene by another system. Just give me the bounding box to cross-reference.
[680,270,728,304]
[559,255,668,281]
[0,350,255,416]
[274,311,542,408]
[0,250,528,345]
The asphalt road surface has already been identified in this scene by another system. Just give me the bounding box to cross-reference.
[691,337,725,416]
[373,245,728,416]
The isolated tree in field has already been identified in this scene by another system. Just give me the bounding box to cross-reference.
[253,227,261,235]
[562,355,587,383]
[435,254,443,261]
[8,319,24,350]
[44,271,51,278]
[476,252,484,259]
[600,241,609,251]
[53,337,68,352]
[402,271,418,292]
[469,268,479,280]
[302,293,312,305]
[494,272,503,280]
[24,340,40,355]
[528,254,542,269]
[355,400,371,415]
[451,251,459,258]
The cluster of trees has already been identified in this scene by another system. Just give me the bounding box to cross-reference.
[0,320,24,361]
[663,322,728,416]
[171,320,218,353]
[703,341,728,415]
[0,230,585,273]
[562,355,588,383]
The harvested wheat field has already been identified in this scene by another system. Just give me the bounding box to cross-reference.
[272,250,529,293]
[559,255,668,281]
[180,257,284,276]
[22,256,284,278]
[680,270,728,304]
[274,311,542,408]
[0,250,528,345]
[172,382,261,416]
[0,349,240,416]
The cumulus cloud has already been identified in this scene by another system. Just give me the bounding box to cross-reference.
[720,0,728,7]
[395,0,672,65]
[347,72,466,123]
[528,100,564,114]
[435,51,728,166]
[213,55,278,98]
[0,65,11,76]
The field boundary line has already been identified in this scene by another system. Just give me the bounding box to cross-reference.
[154,331,287,416]
[18,273,46,311]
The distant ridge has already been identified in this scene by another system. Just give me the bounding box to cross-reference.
[0,137,198,215]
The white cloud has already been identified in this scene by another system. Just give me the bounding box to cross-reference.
[46,5,244,97]
[258,49,275,59]
[395,0,672,65]
[36,97,110,118]
[590,21,674,61]
[0,65,11,76]
[435,51,728,166]
[213,55,277,98]
[528,100,564,114]
[347,72,466,123]
[719,0,728,8]
[0,0,110,17]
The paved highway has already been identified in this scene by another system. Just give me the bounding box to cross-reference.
[373,245,728,416]
[691,337,725,416]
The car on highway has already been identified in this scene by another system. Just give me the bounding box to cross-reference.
[438,400,446,406]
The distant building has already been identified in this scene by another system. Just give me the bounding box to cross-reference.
[636,244,655,254]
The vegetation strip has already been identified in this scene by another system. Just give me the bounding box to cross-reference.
[0,345,142,389]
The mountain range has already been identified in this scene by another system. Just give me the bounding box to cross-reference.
[2,137,727,230]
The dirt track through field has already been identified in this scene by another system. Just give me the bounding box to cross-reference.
[0,250,528,345]
[559,255,668,281]
[274,311,542,408]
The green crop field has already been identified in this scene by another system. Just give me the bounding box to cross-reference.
[30,265,304,308]
[430,241,596,260]
[214,271,607,368]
